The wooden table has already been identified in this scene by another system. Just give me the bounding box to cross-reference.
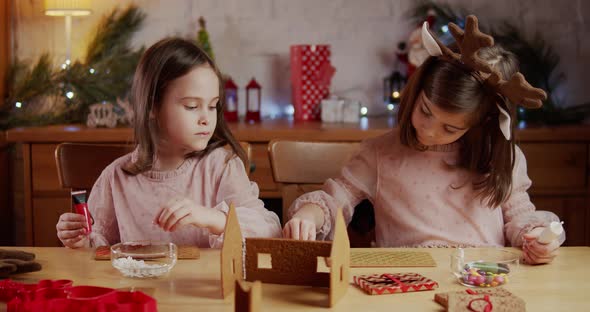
[1,247,589,311]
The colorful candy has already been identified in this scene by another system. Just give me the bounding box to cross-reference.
[460,262,510,287]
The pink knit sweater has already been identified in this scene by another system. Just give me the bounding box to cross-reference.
[88,147,281,248]
[289,130,564,247]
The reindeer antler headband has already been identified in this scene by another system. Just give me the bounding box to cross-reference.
[421,15,547,140]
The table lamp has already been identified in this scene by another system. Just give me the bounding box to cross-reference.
[44,0,92,63]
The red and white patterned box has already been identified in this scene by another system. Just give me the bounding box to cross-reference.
[354,273,439,295]
[290,45,335,121]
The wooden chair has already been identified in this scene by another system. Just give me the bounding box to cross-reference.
[239,142,253,177]
[55,142,252,195]
[268,140,360,223]
[268,140,375,247]
[269,141,360,184]
[55,143,134,194]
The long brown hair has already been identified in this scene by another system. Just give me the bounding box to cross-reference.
[397,46,519,207]
[123,38,246,174]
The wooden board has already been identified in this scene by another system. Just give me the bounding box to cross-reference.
[95,245,199,260]
[350,250,436,267]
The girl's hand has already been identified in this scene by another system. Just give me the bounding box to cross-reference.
[56,213,90,248]
[283,218,317,240]
[283,203,324,240]
[155,197,226,234]
[522,227,560,264]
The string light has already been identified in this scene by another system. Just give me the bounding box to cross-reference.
[387,104,395,111]
[285,105,295,116]
[61,59,72,70]
[89,68,95,74]
[392,91,400,99]
[441,25,449,33]
[15,101,22,108]
[66,91,75,99]
[360,106,368,116]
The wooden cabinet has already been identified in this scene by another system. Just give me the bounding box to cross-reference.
[32,197,70,247]
[6,120,590,246]
[520,143,587,191]
[531,196,587,246]
[0,131,13,245]
[519,143,589,246]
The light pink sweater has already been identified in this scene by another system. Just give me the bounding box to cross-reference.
[289,130,564,247]
[88,147,282,248]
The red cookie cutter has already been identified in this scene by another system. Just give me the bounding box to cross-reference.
[0,279,157,311]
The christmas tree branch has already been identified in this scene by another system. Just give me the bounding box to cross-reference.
[85,5,145,64]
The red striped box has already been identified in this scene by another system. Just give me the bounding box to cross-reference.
[290,45,334,121]
[354,273,439,295]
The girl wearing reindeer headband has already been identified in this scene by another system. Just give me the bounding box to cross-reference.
[284,16,563,264]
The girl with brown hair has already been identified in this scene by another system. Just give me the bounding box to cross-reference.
[56,38,281,248]
[284,16,563,264]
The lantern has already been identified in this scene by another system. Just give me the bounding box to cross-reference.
[224,77,238,122]
[383,70,405,109]
[245,77,261,123]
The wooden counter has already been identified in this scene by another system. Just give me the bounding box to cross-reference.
[1,246,589,311]
[7,118,590,142]
[5,118,590,246]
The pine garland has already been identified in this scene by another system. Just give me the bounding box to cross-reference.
[408,0,589,124]
[1,5,145,130]
[85,6,145,64]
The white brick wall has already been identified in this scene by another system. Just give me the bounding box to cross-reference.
[13,0,590,117]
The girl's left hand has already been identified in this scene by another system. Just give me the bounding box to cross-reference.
[522,227,560,264]
[154,197,224,233]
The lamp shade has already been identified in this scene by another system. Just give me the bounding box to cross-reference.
[44,0,92,16]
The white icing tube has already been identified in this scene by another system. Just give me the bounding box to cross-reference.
[537,221,564,244]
